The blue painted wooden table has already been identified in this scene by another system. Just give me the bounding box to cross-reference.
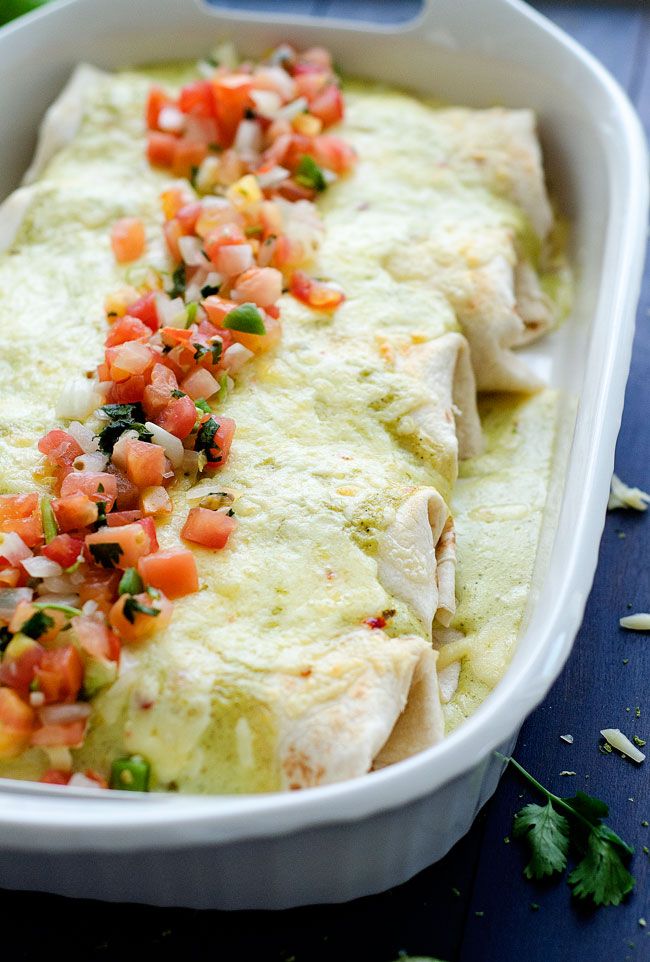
[3,3,649,959]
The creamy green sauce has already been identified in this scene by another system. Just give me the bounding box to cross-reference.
[0,63,564,790]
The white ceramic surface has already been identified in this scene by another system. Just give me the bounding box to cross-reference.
[0,0,646,909]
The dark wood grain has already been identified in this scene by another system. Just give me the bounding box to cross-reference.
[2,4,649,961]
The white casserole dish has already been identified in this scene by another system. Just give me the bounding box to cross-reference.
[0,0,646,909]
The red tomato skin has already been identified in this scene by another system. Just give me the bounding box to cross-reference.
[0,641,44,692]
[74,616,121,663]
[125,441,166,489]
[40,769,72,785]
[52,494,98,532]
[211,75,253,147]
[106,510,142,527]
[181,507,237,549]
[126,292,159,333]
[138,517,159,554]
[111,218,146,264]
[146,86,173,130]
[0,493,43,547]
[178,81,215,119]
[105,315,151,348]
[308,83,344,127]
[42,534,84,569]
[172,139,209,178]
[156,394,197,440]
[0,688,35,758]
[147,131,177,168]
[30,719,87,748]
[38,430,84,467]
[60,472,118,511]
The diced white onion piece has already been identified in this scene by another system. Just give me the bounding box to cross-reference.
[39,703,92,726]
[276,96,308,120]
[155,293,187,328]
[67,420,99,454]
[0,532,32,565]
[608,473,650,511]
[181,449,201,481]
[195,156,221,194]
[145,421,185,469]
[68,773,103,789]
[234,119,263,157]
[37,576,74,596]
[275,197,324,258]
[600,728,646,763]
[222,343,254,373]
[158,105,185,133]
[210,40,238,70]
[56,376,104,420]
[186,483,238,505]
[22,556,62,579]
[29,691,46,707]
[250,89,283,118]
[70,571,85,586]
[620,613,650,630]
[0,587,33,619]
[35,593,79,608]
[72,451,108,473]
[81,599,99,617]
[179,235,209,267]
[45,746,72,772]
[257,165,290,189]
[252,66,296,102]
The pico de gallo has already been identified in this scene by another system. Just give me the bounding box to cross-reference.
[0,42,354,791]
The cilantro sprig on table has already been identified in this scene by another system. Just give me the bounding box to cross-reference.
[505,755,635,906]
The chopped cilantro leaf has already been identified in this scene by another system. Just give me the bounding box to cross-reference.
[21,610,55,640]
[201,283,221,298]
[101,403,145,421]
[171,389,187,399]
[195,417,220,457]
[244,225,263,237]
[193,343,209,362]
[97,419,152,456]
[295,154,327,192]
[222,302,266,335]
[513,801,569,879]
[194,398,212,414]
[168,264,186,299]
[89,542,124,569]
[0,625,12,652]
[118,567,144,596]
[568,827,635,906]
[211,339,223,364]
[123,596,160,625]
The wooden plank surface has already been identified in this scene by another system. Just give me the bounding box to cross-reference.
[2,3,649,960]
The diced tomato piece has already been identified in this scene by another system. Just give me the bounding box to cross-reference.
[107,341,155,382]
[160,185,194,220]
[202,295,238,326]
[125,292,159,333]
[142,363,179,418]
[147,131,177,168]
[108,590,173,643]
[0,634,44,691]
[84,769,109,789]
[30,719,87,748]
[52,494,98,532]
[0,493,43,547]
[111,218,146,264]
[107,375,146,405]
[40,769,72,785]
[231,266,282,309]
[38,430,84,468]
[137,517,159,554]
[60,472,117,511]
[179,80,216,119]
[176,202,202,234]
[0,688,34,759]
[311,134,356,174]
[180,367,220,401]
[276,178,316,203]
[290,270,345,311]
[77,569,120,615]
[172,139,209,178]
[74,616,121,664]
[211,74,253,147]
[34,646,83,704]
[138,547,199,599]
[155,394,197,440]
[293,69,329,101]
[105,466,140,511]
[203,224,247,263]
[42,534,84,569]
[105,315,151,348]
[85,522,153,571]
[308,83,344,127]
[146,86,174,130]
[140,485,172,517]
[181,507,237,549]
[125,440,166,489]
[106,510,142,527]
[163,218,183,261]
